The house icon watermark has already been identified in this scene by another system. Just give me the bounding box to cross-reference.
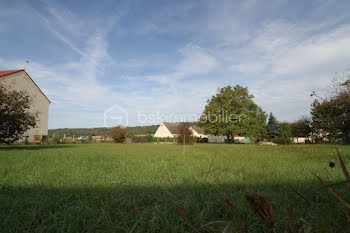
[104,105,128,127]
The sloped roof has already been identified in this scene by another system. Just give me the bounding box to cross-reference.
[162,122,205,135]
[0,69,51,103]
[0,69,24,77]
[191,125,205,134]
[163,122,182,134]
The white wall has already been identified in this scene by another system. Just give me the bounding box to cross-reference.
[189,127,208,138]
[154,123,175,138]
[0,71,50,142]
[292,137,307,144]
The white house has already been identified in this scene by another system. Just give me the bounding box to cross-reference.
[154,122,207,138]
[189,125,208,138]
[0,69,50,143]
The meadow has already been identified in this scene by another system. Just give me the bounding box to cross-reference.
[0,143,349,232]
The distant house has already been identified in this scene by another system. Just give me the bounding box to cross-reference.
[0,69,50,143]
[154,122,207,138]
[189,125,208,138]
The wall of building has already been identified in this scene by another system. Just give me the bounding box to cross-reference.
[189,127,208,138]
[0,71,50,143]
[154,123,174,138]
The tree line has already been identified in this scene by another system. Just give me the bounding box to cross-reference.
[198,71,349,144]
[48,125,160,138]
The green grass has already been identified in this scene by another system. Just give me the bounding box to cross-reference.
[0,143,349,232]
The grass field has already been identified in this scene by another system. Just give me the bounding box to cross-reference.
[0,143,349,232]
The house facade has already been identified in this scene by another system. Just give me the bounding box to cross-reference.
[154,122,207,138]
[189,125,208,138]
[0,69,50,143]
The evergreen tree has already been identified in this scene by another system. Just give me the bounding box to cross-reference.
[266,113,280,139]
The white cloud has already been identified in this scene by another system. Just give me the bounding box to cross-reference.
[175,44,217,78]
[2,0,350,127]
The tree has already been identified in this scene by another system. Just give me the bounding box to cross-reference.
[266,113,280,139]
[311,92,350,143]
[273,122,292,144]
[290,117,311,137]
[0,84,37,144]
[311,73,350,143]
[109,126,130,143]
[199,85,267,139]
[177,123,193,145]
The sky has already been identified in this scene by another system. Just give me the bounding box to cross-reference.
[1,0,350,129]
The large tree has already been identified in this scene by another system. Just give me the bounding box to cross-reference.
[311,92,350,143]
[0,84,37,144]
[199,85,266,139]
[290,116,311,137]
[311,74,350,143]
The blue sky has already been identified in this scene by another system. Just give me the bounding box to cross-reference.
[1,0,350,129]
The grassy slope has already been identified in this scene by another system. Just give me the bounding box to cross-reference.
[0,144,349,232]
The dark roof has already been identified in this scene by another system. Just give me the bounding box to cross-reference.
[0,69,51,103]
[163,122,182,134]
[191,125,205,134]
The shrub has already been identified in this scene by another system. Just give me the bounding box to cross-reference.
[272,136,291,144]
[273,122,292,144]
[52,136,62,144]
[109,126,130,143]
[195,137,208,143]
[145,135,154,143]
[131,136,147,143]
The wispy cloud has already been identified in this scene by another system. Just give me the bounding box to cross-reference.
[1,0,350,127]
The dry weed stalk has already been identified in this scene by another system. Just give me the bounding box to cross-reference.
[224,195,235,210]
[245,190,276,233]
[176,207,199,233]
[313,149,350,229]
[129,204,161,232]
[224,195,247,233]
[130,204,139,214]
[336,148,350,182]
[314,174,350,209]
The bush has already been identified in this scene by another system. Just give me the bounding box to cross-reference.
[271,122,292,144]
[272,136,291,144]
[52,136,62,144]
[145,135,154,143]
[131,136,147,143]
[109,126,130,143]
[195,137,208,143]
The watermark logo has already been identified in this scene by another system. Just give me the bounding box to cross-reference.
[104,105,128,127]
[104,105,246,126]
[137,111,199,125]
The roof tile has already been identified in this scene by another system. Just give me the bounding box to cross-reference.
[0,69,24,77]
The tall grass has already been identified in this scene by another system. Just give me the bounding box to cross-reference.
[0,144,349,232]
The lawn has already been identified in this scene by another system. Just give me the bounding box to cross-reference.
[0,143,349,232]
